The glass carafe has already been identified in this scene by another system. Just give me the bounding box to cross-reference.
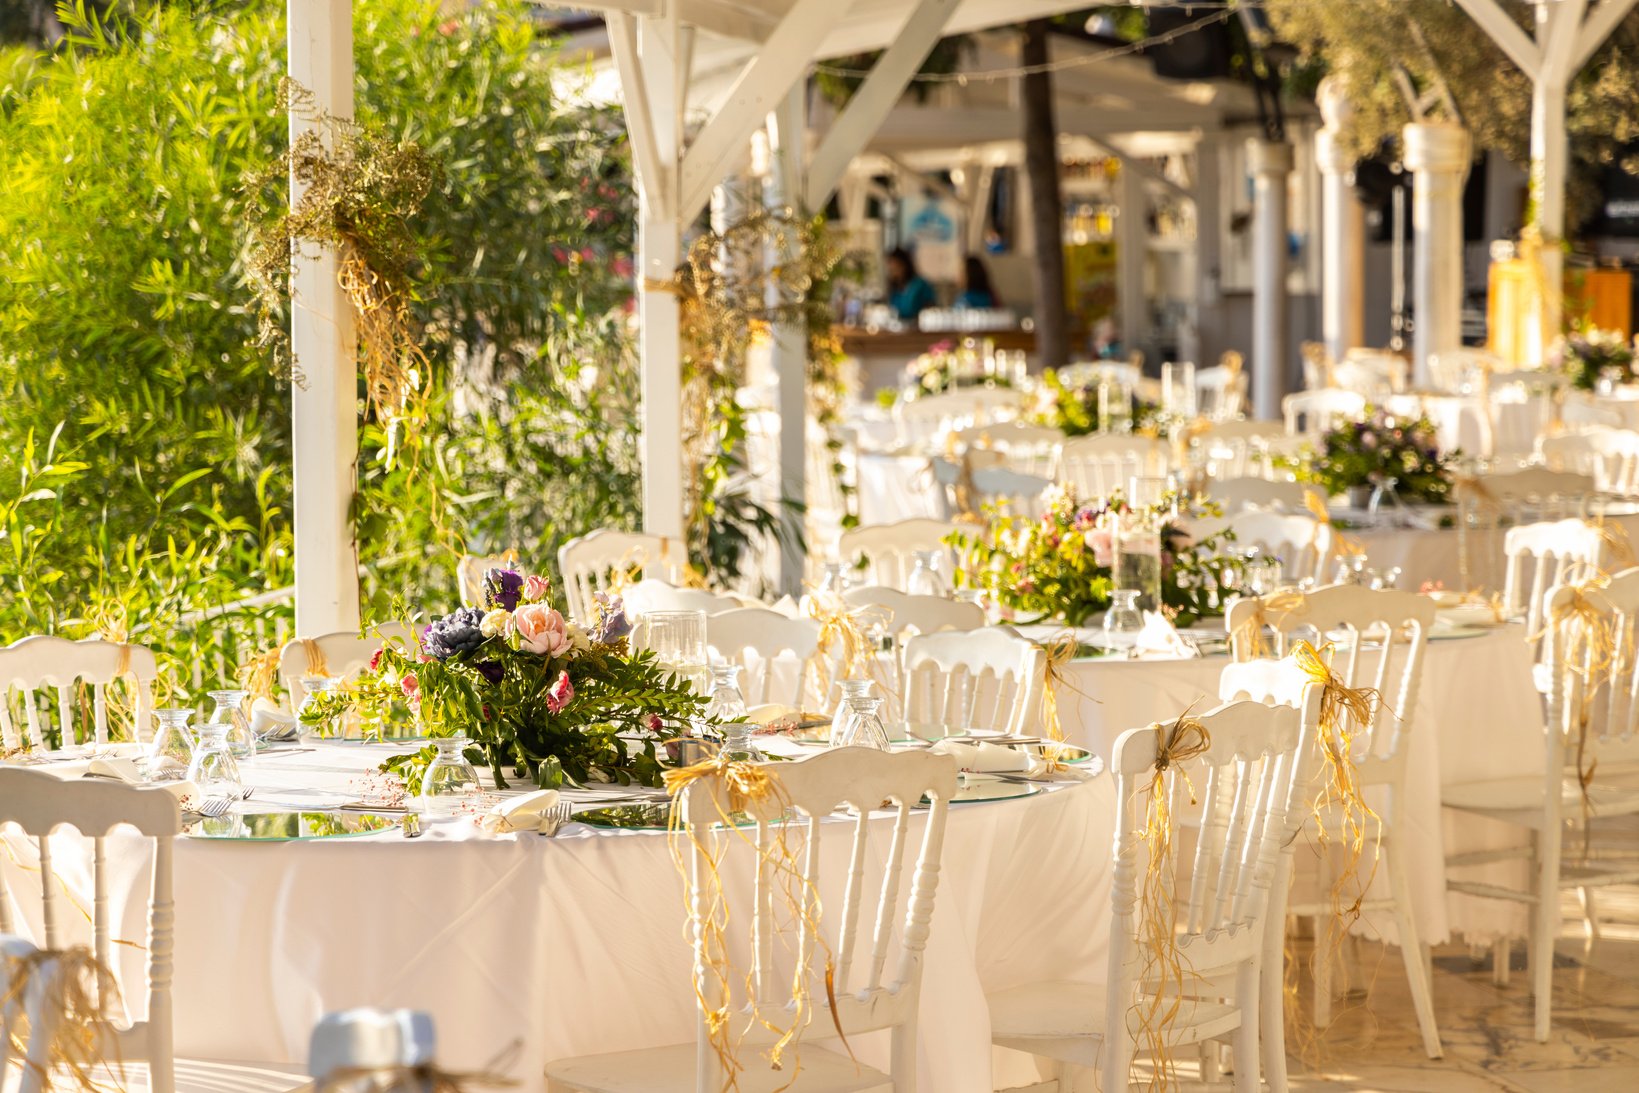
[297,676,343,741]
[1103,589,1145,651]
[206,689,256,761]
[1112,508,1163,613]
[834,694,891,752]
[185,722,243,799]
[419,736,481,816]
[703,664,749,724]
[906,550,950,598]
[830,679,878,746]
[145,708,194,781]
[818,562,849,597]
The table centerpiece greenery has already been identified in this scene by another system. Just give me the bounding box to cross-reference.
[1289,408,1457,505]
[300,567,703,791]
[1028,368,1160,437]
[945,485,1241,628]
[1548,327,1637,392]
[877,340,1014,407]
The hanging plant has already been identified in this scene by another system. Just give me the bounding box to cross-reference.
[244,78,442,457]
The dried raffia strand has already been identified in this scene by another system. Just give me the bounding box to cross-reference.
[1231,589,1307,661]
[1538,579,1622,854]
[301,638,331,678]
[1590,515,1639,571]
[662,756,848,1091]
[1037,631,1091,764]
[1130,712,1211,1093]
[239,645,284,707]
[2,946,124,1092]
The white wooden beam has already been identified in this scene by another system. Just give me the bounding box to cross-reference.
[1573,0,1639,72]
[288,0,359,638]
[1093,137,1191,203]
[1540,0,1590,82]
[1450,0,1542,81]
[803,0,961,209]
[678,0,833,223]
[608,12,667,213]
[766,84,808,595]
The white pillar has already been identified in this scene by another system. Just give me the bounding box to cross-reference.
[1249,139,1293,422]
[765,84,807,596]
[287,0,358,638]
[1402,121,1471,387]
[1315,78,1365,362]
[1529,76,1567,361]
[1192,135,1224,367]
[1116,159,1147,361]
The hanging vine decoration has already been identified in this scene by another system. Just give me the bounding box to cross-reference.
[244,79,442,464]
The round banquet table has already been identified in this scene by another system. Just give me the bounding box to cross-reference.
[1019,624,1542,945]
[0,745,1113,1090]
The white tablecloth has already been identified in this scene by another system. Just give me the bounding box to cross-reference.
[1025,626,1543,944]
[0,745,1112,1090]
[1349,509,1639,593]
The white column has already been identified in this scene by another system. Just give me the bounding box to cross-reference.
[1529,76,1567,361]
[765,84,807,596]
[1402,121,1471,387]
[1116,159,1147,361]
[1192,135,1224,367]
[1315,78,1365,362]
[288,0,358,638]
[1249,139,1293,422]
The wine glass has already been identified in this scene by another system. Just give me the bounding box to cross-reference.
[185,722,243,800]
[206,689,256,761]
[830,679,878,747]
[834,693,891,751]
[144,708,194,781]
[419,736,481,816]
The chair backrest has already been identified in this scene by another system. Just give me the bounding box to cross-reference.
[1540,428,1639,496]
[279,622,417,710]
[672,748,957,1088]
[1541,568,1639,783]
[1503,519,1607,640]
[952,421,1063,477]
[929,450,1005,519]
[841,586,984,642]
[622,579,746,620]
[1331,352,1407,398]
[1427,348,1504,395]
[837,519,960,590]
[1102,699,1303,1093]
[893,389,1020,447]
[705,608,827,708]
[1208,476,1323,514]
[1194,361,1249,421]
[556,529,677,625]
[0,767,182,1092]
[969,465,1051,514]
[1195,510,1331,586]
[902,626,1045,735]
[1283,389,1366,436]
[1224,584,1434,784]
[1058,361,1141,389]
[0,637,158,752]
[1562,390,1627,430]
[1056,435,1169,499]
[1463,466,1594,522]
[1196,420,1289,479]
[456,551,519,607]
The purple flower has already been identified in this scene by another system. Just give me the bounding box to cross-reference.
[592,592,631,643]
[422,606,487,660]
[474,660,504,685]
[483,567,525,611]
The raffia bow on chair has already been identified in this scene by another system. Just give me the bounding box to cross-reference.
[1231,589,1308,661]
[1538,578,1621,851]
[662,756,850,1092]
[1303,490,1362,563]
[1589,516,1639,571]
[801,590,894,708]
[1131,712,1212,1092]
[1036,632,1093,767]
[2,945,124,1092]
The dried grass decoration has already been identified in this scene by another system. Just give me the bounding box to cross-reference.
[1231,589,1308,661]
[1,945,124,1091]
[245,79,441,463]
[662,755,850,1092]
[1538,577,1622,851]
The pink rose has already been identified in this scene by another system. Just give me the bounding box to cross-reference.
[1084,528,1114,567]
[522,574,551,603]
[369,647,384,672]
[546,670,575,714]
[400,673,420,705]
[514,603,572,657]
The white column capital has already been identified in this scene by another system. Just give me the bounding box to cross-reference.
[1314,128,1354,178]
[1402,121,1471,176]
[1247,138,1294,177]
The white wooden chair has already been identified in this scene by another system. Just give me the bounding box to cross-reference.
[1456,467,1596,593]
[1282,389,1366,436]
[1334,350,1408,397]
[1055,435,1168,499]
[1222,585,1442,1057]
[841,586,984,643]
[1562,390,1627,430]
[1208,477,1324,514]
[837,519,960,591]
[893,388,1020,448]
[1539,428,1639,496]
[0,637,158,752]
[1057,361,1141,389]
[705,608,829,710]
[277,623,417,711]
[0,768,310,1092]
[1195,510,1332,587]
[969,465,1051,514]
[988,699,1304,1093]
[928,449,1004,519]
[557,529,679,626]
[901,626,1044,736]
[1195,359,1249,421]
[952,421,1063,478]
[621,579,746,620]
[1502,519,1608,641]
[1443,568,1639,1041]
[1196,420,1289,479]
[545,747,959,1093]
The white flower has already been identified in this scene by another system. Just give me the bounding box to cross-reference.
[566,623,592,652]
[479,609,512,638]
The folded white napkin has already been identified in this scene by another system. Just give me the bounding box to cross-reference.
[767,595,802,618]
[479,789,561,834]
[927,739,1031,773]
[251,704,301,741]
[86,757,199,806]
[1134,611,1198,660]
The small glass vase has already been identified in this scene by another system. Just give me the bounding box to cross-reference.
[906,550,950,598]
[703,664,749,724]
[818,562,850,596]
[830,679,878,746]
[834,694,891,752]
[297,676,343,742]
[206,689,256,761]
[1103,589,1145,651]
[1112,509,1163,613]
[419,736,481,816]
[185,722,243,799]
[145,708,195,781]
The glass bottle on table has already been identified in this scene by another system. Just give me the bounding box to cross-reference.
[1102,589,1145,651]
[906,550,950,598]
[296,676,344,742]
[144,708,195,781]
[1111,505,1163,613]
[703,664,749,724]
[830,679,879,746]
[185,722,242,799]
[419,736,481,816]
[206,689,256,761]
[834,692,891,752]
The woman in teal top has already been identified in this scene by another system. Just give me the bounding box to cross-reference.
[955,255,999,309]
[886,247,936,320]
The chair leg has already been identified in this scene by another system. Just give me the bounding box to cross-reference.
[1578,886,1601,940]
[1311,913,1334,1029]
[1492,938,1511,988]
[1532,830,1562,1042]
[1386,842,1443,1059]
[1233,959,1262,1093]
[890,1021,917,1092]
[1261,928,1291,1093]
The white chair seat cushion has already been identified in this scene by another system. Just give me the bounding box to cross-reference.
[1444,766,1639,818]
[2,1058,311,1093]
[987,980,1239,1048]
[545,1042,889,1093]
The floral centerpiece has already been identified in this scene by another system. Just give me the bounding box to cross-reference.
[946,485,1242,627]
[1548,327,1636,391]
[303,568,703,791]
[1293,408,1456,505]
[1028,368,1159,437]
[877,340,1010,406]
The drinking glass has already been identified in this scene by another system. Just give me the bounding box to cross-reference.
[817,562,850,596]
[830,679,879,747]
[1112,508,1163,612]
[419,736,481,816]
[297,676,343,741]
[906,551,950,598]
[834,694,891,751]
[206,689,256,761]
[634,610,711,695]
[145,708,194,781]
[1103,589,1145,651]
[703,664,749,724]
[185,722,243,799]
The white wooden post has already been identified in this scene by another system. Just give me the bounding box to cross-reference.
[1403,121,1471,386]
[766,85,807,595]
[287,0,359,638]
[1193,134,1224,370]
[1116,159,1147,361]
[1315,78,1365,362]
[1249,138,1293,421]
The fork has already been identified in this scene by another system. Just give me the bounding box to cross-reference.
[194,797,232,818]
[539,800,574,837]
